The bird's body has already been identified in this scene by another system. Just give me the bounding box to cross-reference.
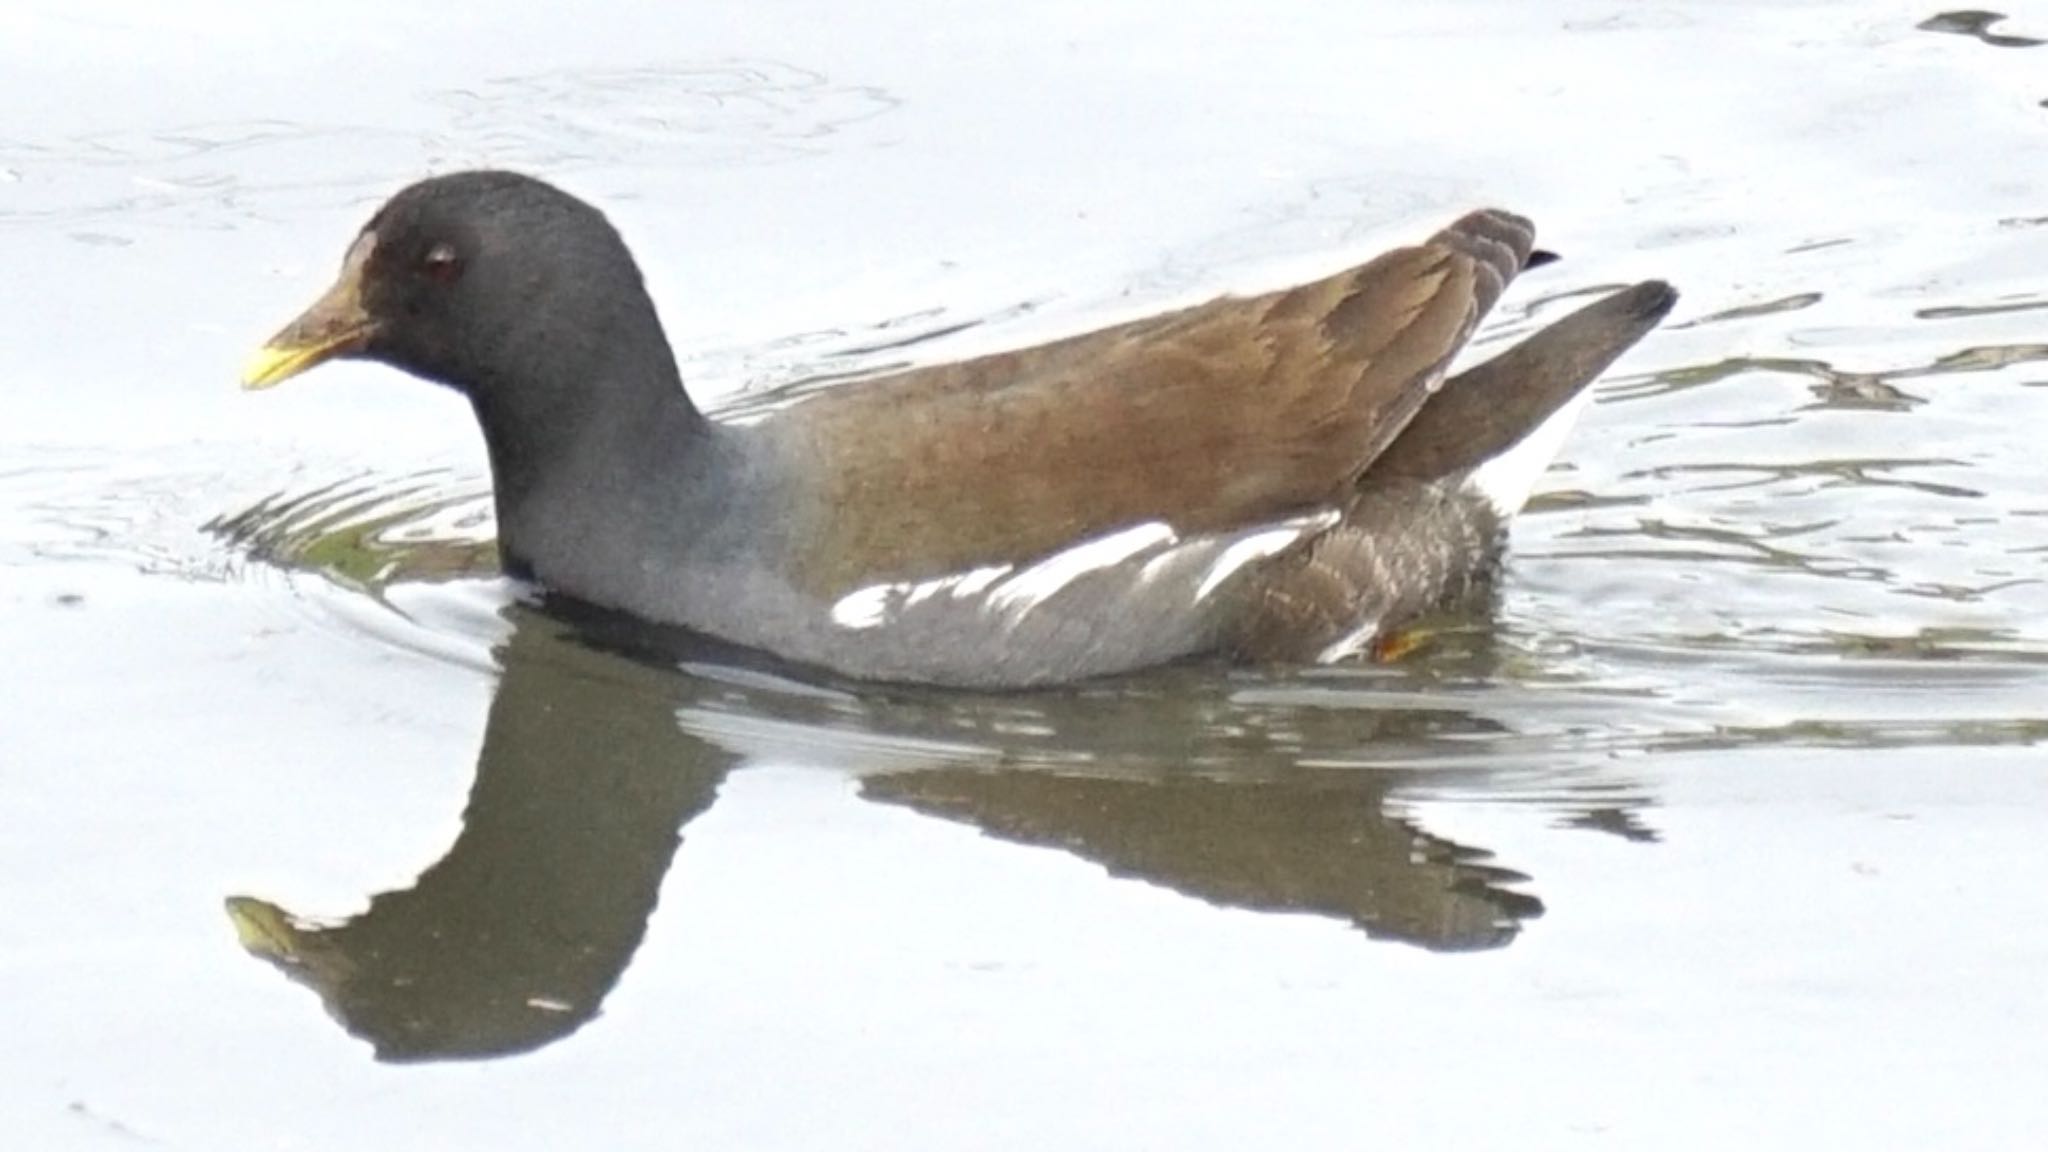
[245,171,1675,688]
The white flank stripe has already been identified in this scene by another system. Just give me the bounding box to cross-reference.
[832,563,1015,630]
[1465,388,1595,517]
[829,584,892,630]
[949,565,1011,598]
[987,521,1179,615]
[1193,510,1340,601]
[1139,548,1190,583]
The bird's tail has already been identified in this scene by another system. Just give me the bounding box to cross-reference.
[1365,279,1678,514]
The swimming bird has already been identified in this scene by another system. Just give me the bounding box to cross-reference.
[244,171,1674,688]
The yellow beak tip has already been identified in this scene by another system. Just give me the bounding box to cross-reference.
[224,896,297,954]
[240,345,306,391]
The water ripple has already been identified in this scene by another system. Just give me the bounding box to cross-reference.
[0,60,899,232]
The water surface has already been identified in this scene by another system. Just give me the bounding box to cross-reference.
[3,1,2046,1148]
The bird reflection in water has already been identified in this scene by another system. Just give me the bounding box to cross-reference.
[227,596,1555,1063]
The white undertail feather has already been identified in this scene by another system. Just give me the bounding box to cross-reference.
[1315,620,1380,665]
[1462,388,1596,517]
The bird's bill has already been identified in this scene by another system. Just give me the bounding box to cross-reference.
[241,232,378,391]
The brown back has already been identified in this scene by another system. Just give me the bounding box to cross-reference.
[781,210,1535,594]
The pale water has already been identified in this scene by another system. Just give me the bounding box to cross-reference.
[4,2,2046,1148]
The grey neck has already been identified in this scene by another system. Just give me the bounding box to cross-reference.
[462,313,728,580]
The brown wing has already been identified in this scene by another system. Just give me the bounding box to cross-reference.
[780,210,1536,594]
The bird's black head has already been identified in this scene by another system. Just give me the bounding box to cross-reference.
[244,170,668,404]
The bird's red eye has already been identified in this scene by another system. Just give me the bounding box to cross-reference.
[422,242,463,284]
